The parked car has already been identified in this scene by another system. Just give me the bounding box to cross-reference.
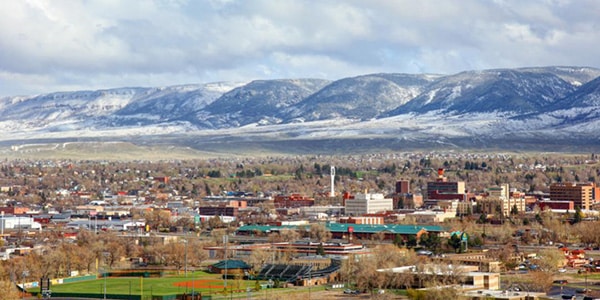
[554,279,568,284]
[344,289,359,295]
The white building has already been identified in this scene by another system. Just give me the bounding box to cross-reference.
[0,216,42,232]
[345,193,393,216]
[479,184,527,217]
[408,210,456,223]
[487,184,509,200]
[66,219,146,231]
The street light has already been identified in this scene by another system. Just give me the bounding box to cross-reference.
[223,235,228,289]
[22,269,28,300]
[103,270,107,300]
[1,211,4,238]
[182,239,188,277]
[102,252,110,300]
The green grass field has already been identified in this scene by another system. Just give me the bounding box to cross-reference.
[48,271,261,297]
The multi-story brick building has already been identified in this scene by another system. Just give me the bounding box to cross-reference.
[550,182,595,210]
[426,169,466,200]
[391,179,423,209]
[274,193,315,208]
[198,206,239,217]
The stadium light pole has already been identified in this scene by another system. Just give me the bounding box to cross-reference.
[223,235,228,289]
[22,269,27,300]
[183,239,188,277]
[102,252,110,300]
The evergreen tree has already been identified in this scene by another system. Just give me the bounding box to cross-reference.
[406,235,418,248]
[573,206,583,224]
[448,233,463,253]
[420,233,441,252]
[316,243,325,256]
[510,204,519,216]
[204,183,211,196]
[393,234,404,247]
[535,213,543,225]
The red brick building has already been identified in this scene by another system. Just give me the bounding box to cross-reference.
[537,200,574,211]
[0,206,29,215]
[550,182,595,210]
[274,193,315,208]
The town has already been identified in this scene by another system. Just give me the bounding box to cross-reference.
[1,151,600,300]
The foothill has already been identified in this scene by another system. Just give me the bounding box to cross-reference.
[1,151,600,299]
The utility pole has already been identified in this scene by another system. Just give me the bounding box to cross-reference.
[103,269,107,300]
[308,268,311,300]
[184,239,188,277]
[223,235,228,289]
[22,270,27,300]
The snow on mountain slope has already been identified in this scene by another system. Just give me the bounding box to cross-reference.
[0,66,599,152]
[284,73,435,122]
[386,68,577,115]
[196,79,330,128]
[0,83,244,132]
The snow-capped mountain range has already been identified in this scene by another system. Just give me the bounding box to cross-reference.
[2,66,600,154]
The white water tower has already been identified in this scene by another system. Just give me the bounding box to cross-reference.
[330,166,335,197]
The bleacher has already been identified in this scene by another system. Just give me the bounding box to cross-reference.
[264,264,288,278]
[257,259,342,283]
[257,264,312,282]
[305,259,341,279]
[282,265,312,282]
[257,264,276,278]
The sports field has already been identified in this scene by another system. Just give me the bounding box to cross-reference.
[48,271,260,297]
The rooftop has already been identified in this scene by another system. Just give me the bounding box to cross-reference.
[237,223,448,235]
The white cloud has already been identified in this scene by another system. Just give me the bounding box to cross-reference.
[0,0,599,96]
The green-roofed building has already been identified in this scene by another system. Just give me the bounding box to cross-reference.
[236,223,448,242]
[208,259,251,275]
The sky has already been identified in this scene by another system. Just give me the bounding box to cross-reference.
[1,0,599,97]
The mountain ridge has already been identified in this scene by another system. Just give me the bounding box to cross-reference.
[1,66,600,154]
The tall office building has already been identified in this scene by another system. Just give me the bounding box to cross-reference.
[396,180,410,194]
[426,169,466,200]
[550,182,595,210]
[345,193,393,216]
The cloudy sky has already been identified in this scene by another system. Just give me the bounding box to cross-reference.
[1,0,599,97]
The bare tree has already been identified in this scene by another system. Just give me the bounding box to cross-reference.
[144,209,173,231]
[160,241,187,273]
[340,254,360,288]
[574,221,600,248]
[352,245,411,294]
[0,263,20,300]
[528,270,554,293]
[247,248,272,273]
[535,248,566,273]
[188,239,209,268]
[280,229,300,242]
[207,215,223,229]
[308,223,331,243]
